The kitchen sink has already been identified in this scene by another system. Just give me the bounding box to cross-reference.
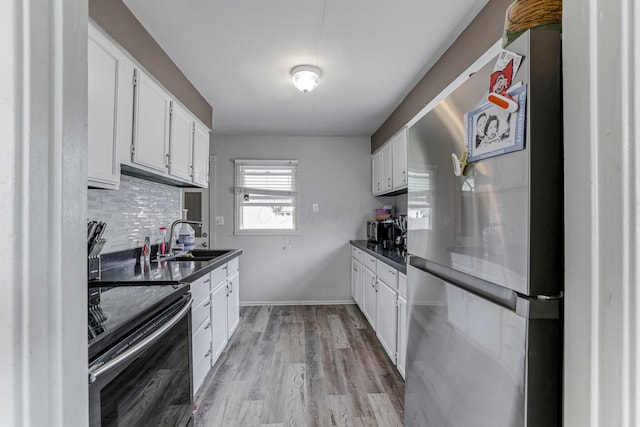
[154,249,233,263]
[190,250,232,258]
[171,256,216,262]
[168,250,233,262]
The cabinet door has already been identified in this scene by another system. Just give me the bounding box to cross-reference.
[372,152,382,195]
[210,281,228,363]
[392,128,408,190]
[192,122,210,187]
[351,258,363,307]
[362,266,377,328]
[227,271,240,337]
[382,143,393,192]
[168,101,193,181]
[87,34,120,189]
[397,293,407,379]
[376,279,398,363]
[132,69,171,173]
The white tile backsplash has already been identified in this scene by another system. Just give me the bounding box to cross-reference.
[88,175,181,253]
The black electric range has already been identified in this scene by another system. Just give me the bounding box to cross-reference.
[88,282,189,361]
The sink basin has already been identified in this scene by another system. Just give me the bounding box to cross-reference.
[168,250,232,262]
[171,256,216,262]
[190,250,232,258]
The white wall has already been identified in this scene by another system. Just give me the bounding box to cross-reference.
[212,135,380,304]
[563,0,640,425]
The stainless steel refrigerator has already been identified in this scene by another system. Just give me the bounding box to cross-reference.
[405,30,563,427]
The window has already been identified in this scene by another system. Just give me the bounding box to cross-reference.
[234,159,300,235]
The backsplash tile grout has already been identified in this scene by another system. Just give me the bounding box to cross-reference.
[88,175,181,253]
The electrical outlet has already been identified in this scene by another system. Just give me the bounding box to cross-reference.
[215,216,224,226]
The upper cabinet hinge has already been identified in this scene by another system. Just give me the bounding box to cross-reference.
[132,73,138,86]
[169,103,173,115]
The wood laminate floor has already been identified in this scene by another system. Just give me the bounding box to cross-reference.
[194,305,404,427]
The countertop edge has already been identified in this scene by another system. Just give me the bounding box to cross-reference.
[350,240,407,274]
[182,248,243,283]
[93,249,243,286]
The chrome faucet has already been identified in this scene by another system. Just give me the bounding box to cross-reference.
[168,219,203,254]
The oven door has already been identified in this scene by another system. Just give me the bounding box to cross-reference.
[89,294,193,427]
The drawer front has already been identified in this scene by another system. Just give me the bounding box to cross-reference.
[192,318,212,362]
[227,256,239,276]
[190,274,211,304]
[211,265,227,286]
[398,272,407,297]
[363,253,378,273]
[193,347,212,394]
[351,246,362,262]
[191,296,211,332]
[377,259,398,289]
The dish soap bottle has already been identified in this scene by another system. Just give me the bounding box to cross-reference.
[178,209,196,252]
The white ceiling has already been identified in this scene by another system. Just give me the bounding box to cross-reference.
[124,0,489,136]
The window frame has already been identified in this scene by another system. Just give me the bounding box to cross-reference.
[233,159,300,236]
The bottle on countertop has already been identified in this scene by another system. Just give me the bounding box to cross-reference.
[159,226,167,255]
[178,209,196,252]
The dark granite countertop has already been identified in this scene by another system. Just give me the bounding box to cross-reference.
[91,248,243,286]
[350,240,407,274]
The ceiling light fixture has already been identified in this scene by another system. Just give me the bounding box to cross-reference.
[291,65,322,93]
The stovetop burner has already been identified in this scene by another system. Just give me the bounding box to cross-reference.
[88,282,189,361]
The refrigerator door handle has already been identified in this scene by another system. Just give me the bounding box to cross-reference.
[409,254,519,312]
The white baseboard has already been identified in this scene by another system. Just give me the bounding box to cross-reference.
[240,300,355,307]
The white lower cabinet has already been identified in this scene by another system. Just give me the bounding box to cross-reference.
[376,278,398,362]
[351,258,363,308]
[227,271,240,335]
[362,265,377,329]
[397,293,407,379]
[210,280,229,362]
[191,256,241,395]
[190,273,212,394]
[208,258,241,366]
[350,244,407,378]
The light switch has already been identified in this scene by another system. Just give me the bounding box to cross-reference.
[312,203,319,213]
[215,216,224,225]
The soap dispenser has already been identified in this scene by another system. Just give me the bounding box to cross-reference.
[178,209,196,252]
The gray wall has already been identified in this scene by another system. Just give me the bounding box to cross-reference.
[89,0,212,128]
[212,135,380,304]
[371,0,512,151]
[88,175,181,252]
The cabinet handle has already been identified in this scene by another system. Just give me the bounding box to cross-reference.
[205,349,212,357]
[204,322,211,330]
[389,270,395,275]
[402,170,406,183]
[204,300,211,307]
[165,154,170,168]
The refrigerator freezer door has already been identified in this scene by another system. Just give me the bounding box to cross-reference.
[405,264,562,427]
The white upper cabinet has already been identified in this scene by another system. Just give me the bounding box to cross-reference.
[372,152,382,195]
[372,146,391,195]
[168,101,194,181]
[132,69,171,173]
[192,122,210,187]
[381,143,393,192]
[371,126,408,196]
[88,26,132,189]
[392,128,408,190]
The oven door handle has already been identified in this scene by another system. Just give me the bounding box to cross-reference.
[88,296,192,384]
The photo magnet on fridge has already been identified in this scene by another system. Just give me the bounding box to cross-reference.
[465,84,527,162]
